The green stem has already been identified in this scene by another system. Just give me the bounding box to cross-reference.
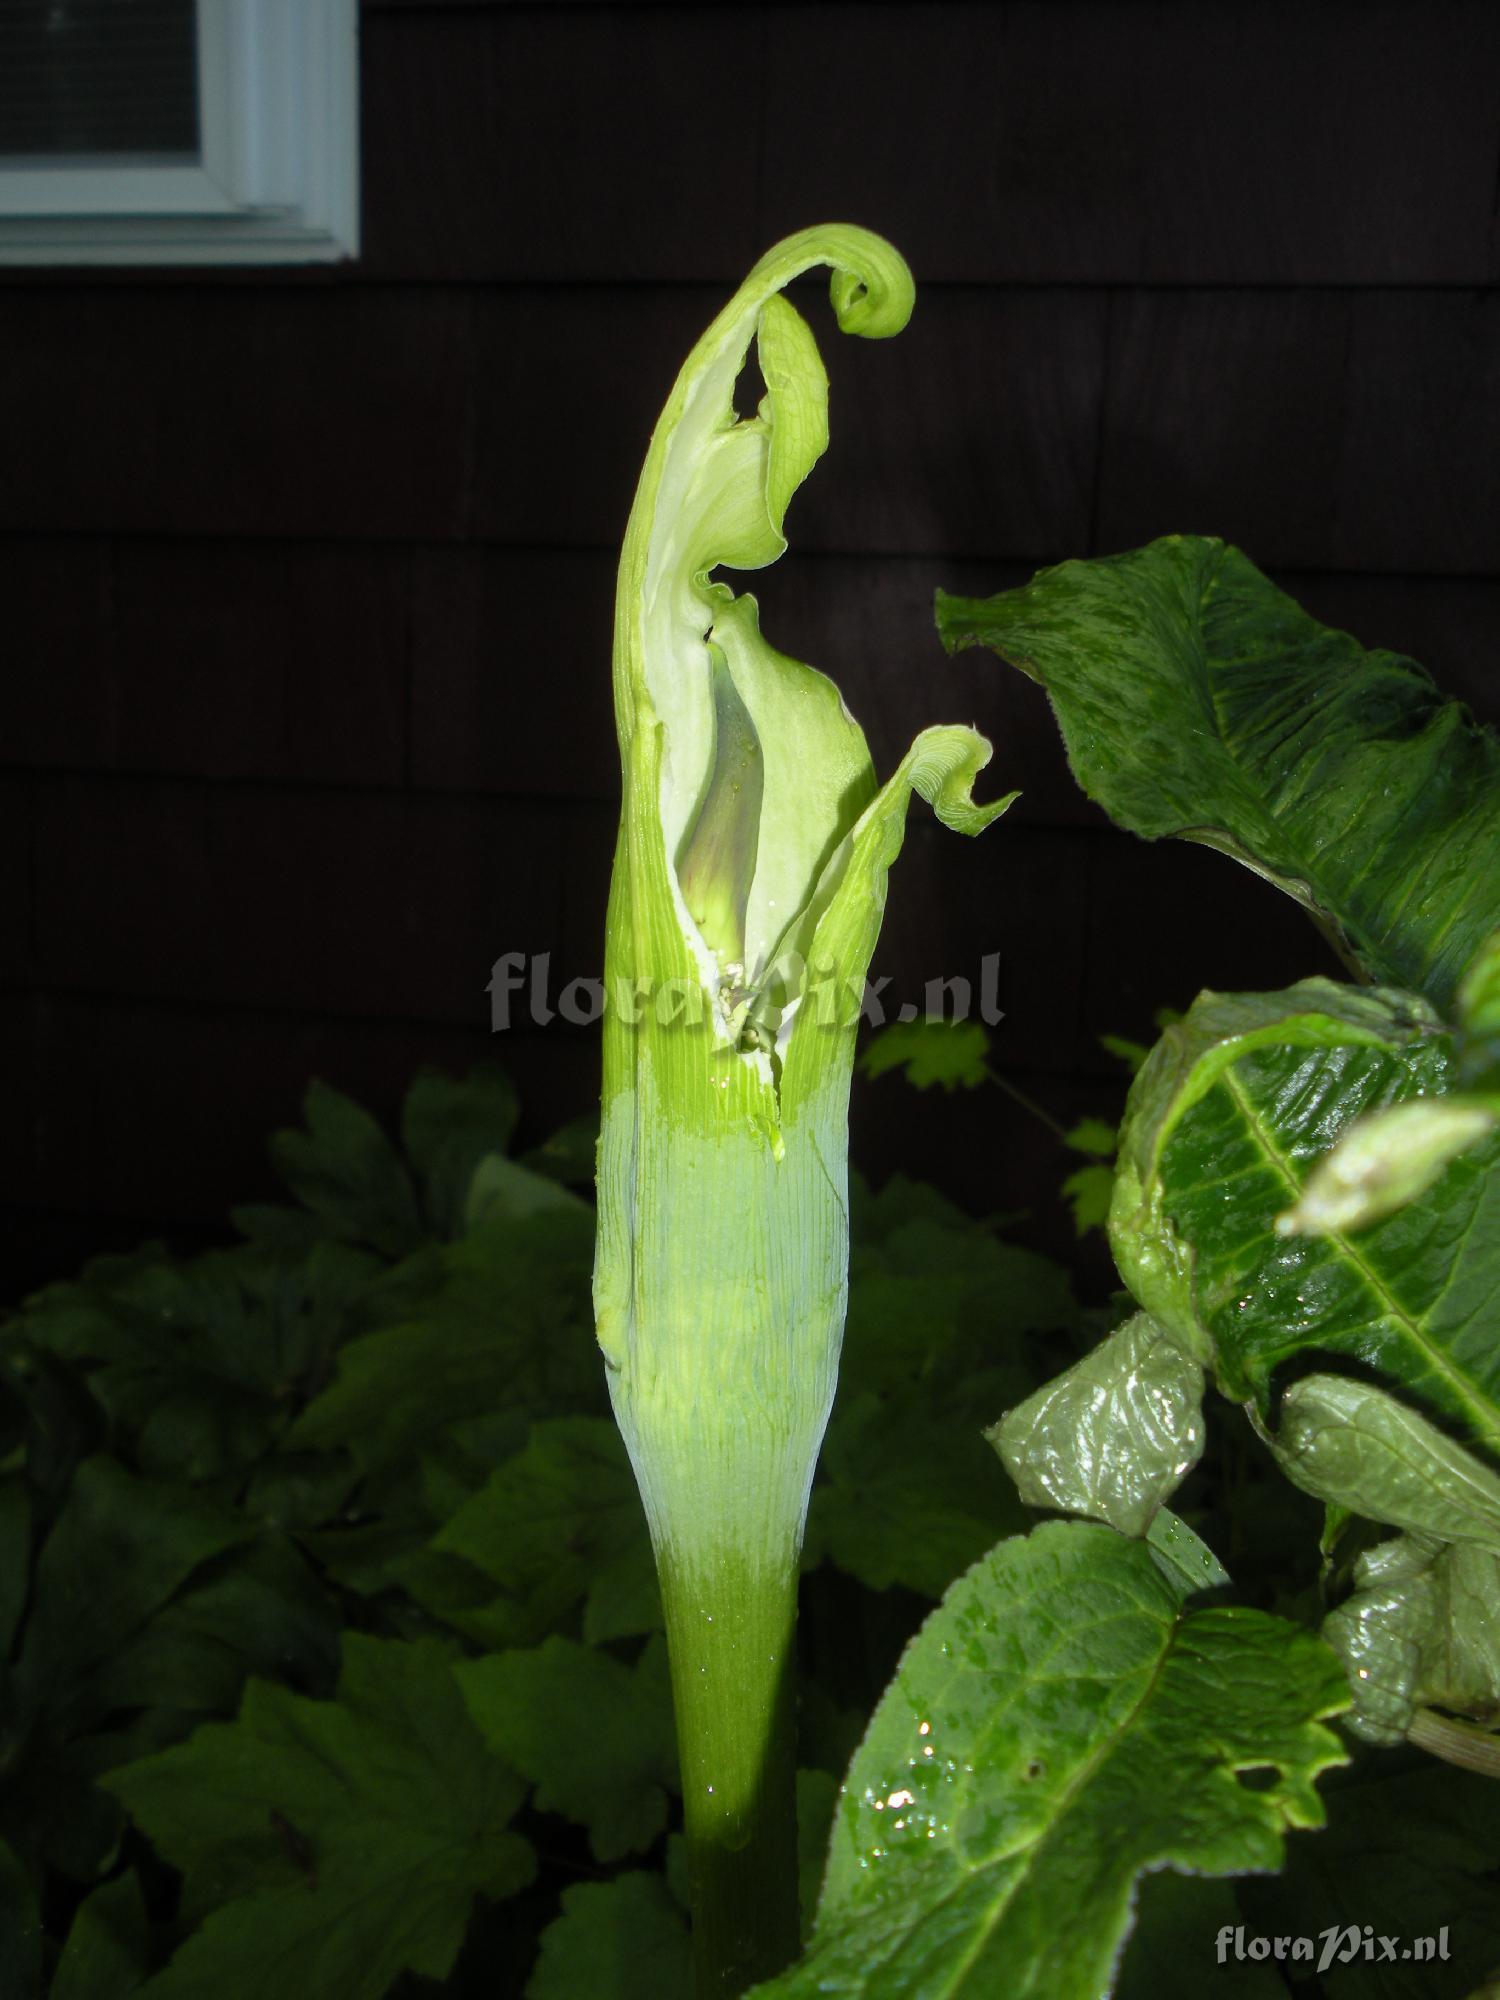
[659,1552,802,1997]
[1409,1705,1500,1778]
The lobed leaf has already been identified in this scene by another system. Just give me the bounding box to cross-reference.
[287,1208,600,1475]
[266,1081,426,1259]
[399,1062,519,1238]
[457,1635,677,1863]
[806,1393,1028,1600]
[430,1417,657,1645]
[859,1021,991,1093]
[104,1634,534,1998]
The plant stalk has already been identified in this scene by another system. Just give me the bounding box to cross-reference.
[659,1551,802,1997]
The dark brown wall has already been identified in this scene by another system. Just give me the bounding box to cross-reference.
[3,0,1499,1290]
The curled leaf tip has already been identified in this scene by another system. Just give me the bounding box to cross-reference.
[902,724,1018,836]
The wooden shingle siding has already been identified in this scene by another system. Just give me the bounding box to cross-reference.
[1,0,1496,1283]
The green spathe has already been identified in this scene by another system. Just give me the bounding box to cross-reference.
[594,226,1011,1993]
[598,224,1011,1555]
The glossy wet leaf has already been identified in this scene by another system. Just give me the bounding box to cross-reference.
[457,1635,677,1862]
[527,1871,692,2000]
[1110,981,1500,1455]
[990,1312,1206,1537]
[938,536,1500,1009]
[1279,1096,1498,1236]
[1323,1533,1500,1745]
[754,1520,1347,1999]
[1269,1375,1500,1549]
[103,1634,533,1998]
[1459,930,1500,1091]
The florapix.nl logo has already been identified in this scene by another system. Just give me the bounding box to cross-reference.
[487,950,1006,1033]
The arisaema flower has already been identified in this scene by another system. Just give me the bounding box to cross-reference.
[592,224,1013,1994]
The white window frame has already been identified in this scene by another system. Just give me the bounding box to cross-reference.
[0,0,359,265]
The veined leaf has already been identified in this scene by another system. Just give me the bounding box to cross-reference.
[990,1312,1206,1538]
[103,1634,533,1998]
[937,536,1500,1010]
[456,1634,677,1862]
[12,1239,378,1483]
[1324,1532,1500,1746]
[287,1207,600,1474]
[1110,981,1500,1455]
[1270,1375,1500,1551]
[429,1417,657,1645]
[753,1520,1347,1999]
[266,1081,425,1259]
[1460,929,1500,1090]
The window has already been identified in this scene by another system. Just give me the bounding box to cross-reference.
[0,0,359,265]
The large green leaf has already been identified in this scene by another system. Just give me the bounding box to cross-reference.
[286,1207,600,1474]
[103,1634,533,1999]
[14,1456,251,1735]
[804,1392,1028,1600]
[399,1062,519,1238]
[264,1081,427,1259]
[753,1520,1347,1999]
[527,1872,692,2000]
[456,1634,677,1862]
[1111,981,1500,1456]
[10,1240,378,1483]
[428,1417,658,1646]
[937,537,1500,1009]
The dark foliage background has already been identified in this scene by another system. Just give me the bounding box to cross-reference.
[2,0,1498,1295]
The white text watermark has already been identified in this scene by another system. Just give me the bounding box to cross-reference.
[487,951,1005,1033]
[1216,1925,1450,1972]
